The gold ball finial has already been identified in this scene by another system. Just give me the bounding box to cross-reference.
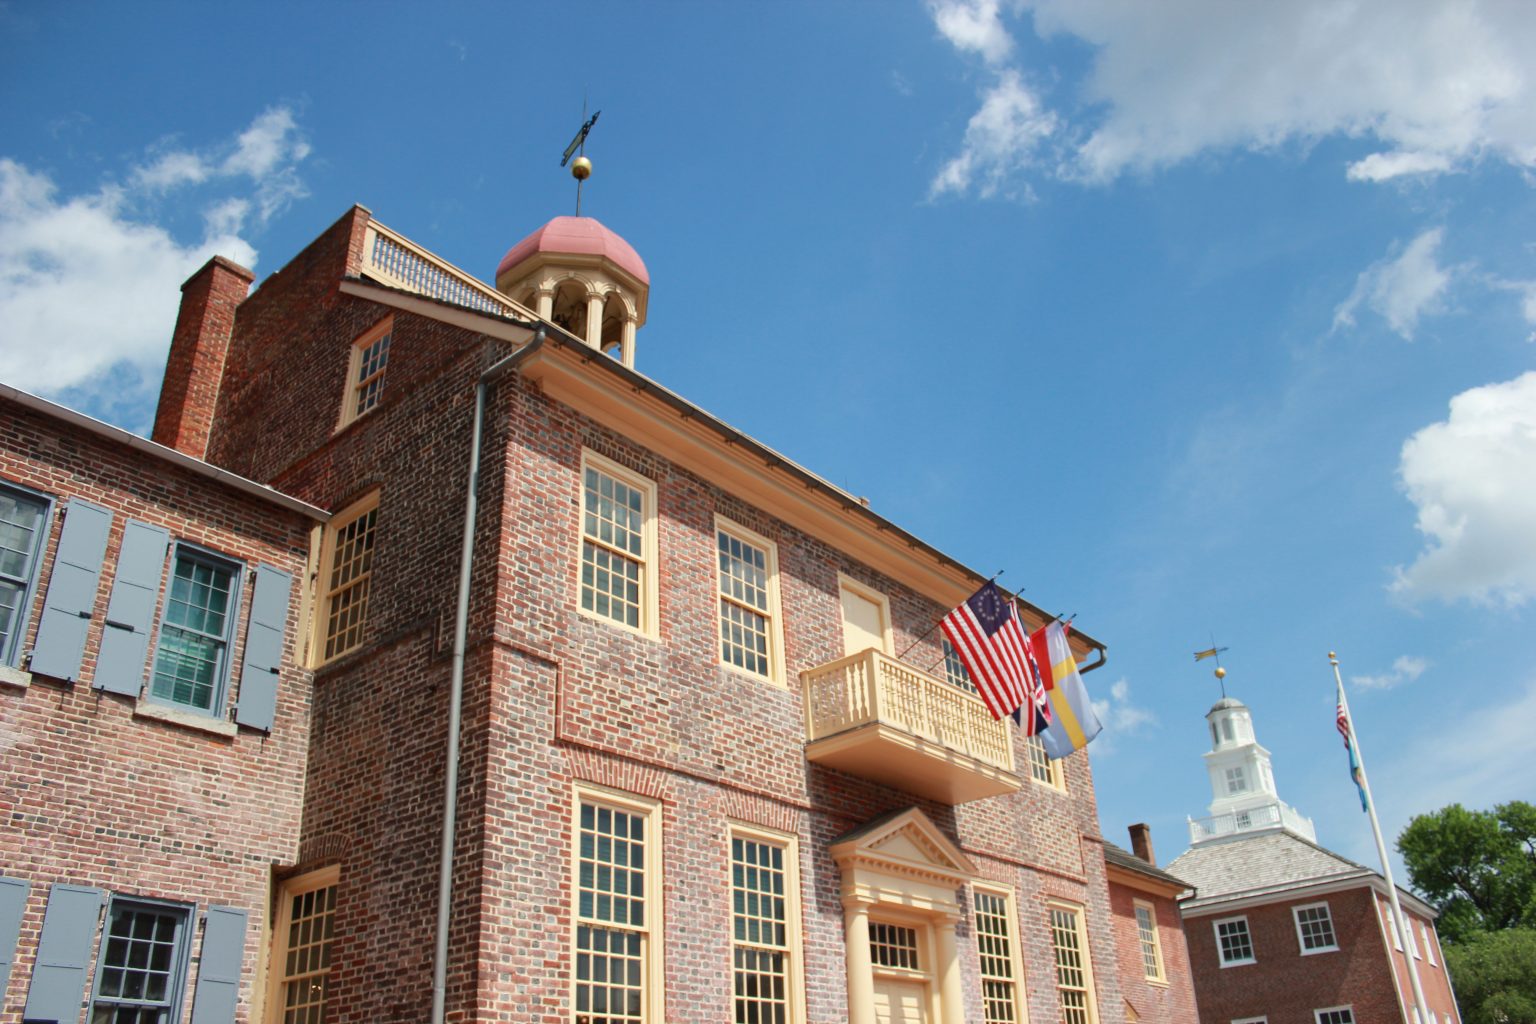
[1214,666,1227,679]
[570,156,592,181]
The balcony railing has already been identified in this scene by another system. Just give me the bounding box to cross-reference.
[1188,800,1317,844]
[360,221,537,321]
[801,648,1020,803]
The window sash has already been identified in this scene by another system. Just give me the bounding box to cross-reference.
[321,500,378,661]
[0,483,49,665]
[1134,901,1165,980]
[1294,903,1337,952]
[1026,736,1062,787]
[717,525,777,679]
[580,463,649,631]
[574,792,656,1024]
[974,889,1019,1024]
[1216,917,1255,964]
[1049,904,1096,1024]
[150,549,238,712]
[731,834,791,1024]
[273,873,338,1024]
[90,898,190,1022]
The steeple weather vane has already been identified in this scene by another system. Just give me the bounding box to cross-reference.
[1194,639,1231,697]
[561,106,601,216]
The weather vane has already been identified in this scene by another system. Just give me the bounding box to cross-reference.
[1194,639,1231,697]
[561,105,600,216]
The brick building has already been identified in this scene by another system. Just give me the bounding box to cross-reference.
[1104,826,1199,1024]
[1168,696,1461,1024]
[0,382,323,1023]
[1,204,1201,1023]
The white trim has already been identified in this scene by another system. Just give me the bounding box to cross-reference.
[1313,1007,1355,1024]
[1291,900,1339,955]
[972,882,1029,1024]
[1232,1018,1269,1024]
[1213,915,1256,967]
[1133,897,1167,982]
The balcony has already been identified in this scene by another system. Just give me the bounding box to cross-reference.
[801,648,1020,804]
[1188,800,1317,845]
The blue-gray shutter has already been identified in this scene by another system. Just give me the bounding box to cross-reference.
[28,500,112,682]
[189,905,247,1024]
[234,566,292,732]
[0,876,30,998]
[23,883,103,1024]
[92,520,170,697]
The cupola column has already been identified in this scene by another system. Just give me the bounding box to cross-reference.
[621,315,638,369]
[533,287,554,322]
[585,292,606,350]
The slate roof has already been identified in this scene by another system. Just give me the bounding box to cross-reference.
[1103,843,1190,889]
[1167,830,1372,910]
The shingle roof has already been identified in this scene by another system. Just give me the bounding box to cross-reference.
[1167,830,1371,909]
[1103,843,1191,889]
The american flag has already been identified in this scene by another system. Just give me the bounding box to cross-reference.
[1336,680,1369,812]
[941,581,1032,722]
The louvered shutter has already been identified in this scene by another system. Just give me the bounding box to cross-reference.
[0,876,29,997]
[23,883,103,1023]
[92,520,169,697]
[189,905,247,1024]
[28,500,112,682]
[234,566,291,732]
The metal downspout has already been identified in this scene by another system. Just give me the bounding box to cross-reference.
[432,327,545,1024]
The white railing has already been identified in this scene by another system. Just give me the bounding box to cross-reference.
[360,222,536,320]
[1189,801,1317,844]
[802,649,1015,774]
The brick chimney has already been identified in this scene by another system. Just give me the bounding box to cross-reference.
[1128,823,1156,865]
[152,255,254,458]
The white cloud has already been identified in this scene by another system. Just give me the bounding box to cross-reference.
[1090,676,1155,756]
[1391,371,1536,606]
[1333,228,1453,339]
[0,107,309,425]
[930,70,1059,199]
[1352,655,1428,691]
[928,0,1536,195]
[929,0,1015,66]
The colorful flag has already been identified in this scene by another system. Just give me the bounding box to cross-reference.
[1010,633,1052,735]
[1034,621,1103,759]
[1194,647,1220,661]
[941,581,1031,721]
[1336,680,1369,812]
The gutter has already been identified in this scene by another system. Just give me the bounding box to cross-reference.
[431,324,544,1024]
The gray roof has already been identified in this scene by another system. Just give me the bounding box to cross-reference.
[1208,696,1247,714]
[1103,843,1190,889]
[1167,830,1372,910]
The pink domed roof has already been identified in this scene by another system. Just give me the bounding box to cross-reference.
[496,215,649,286]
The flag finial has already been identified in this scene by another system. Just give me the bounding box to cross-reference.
[1194,640,1231,697]
[561,103,602,216]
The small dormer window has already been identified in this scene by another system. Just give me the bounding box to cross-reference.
[340,318,392,428]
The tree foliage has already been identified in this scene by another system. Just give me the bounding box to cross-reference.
[1443,928,1536,1024]
[1397,801,1536,944]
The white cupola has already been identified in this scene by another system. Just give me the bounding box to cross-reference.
[1190,694,1316,845]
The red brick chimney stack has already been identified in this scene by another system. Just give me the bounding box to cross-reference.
[1129,822,1156,865]
[152,255,254,458]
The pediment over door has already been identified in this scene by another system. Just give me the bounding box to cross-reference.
[831,808,975,914]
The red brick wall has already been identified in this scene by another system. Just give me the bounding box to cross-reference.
[186,209,1127,1022]
[1372,892,1462,1024]
[0,400,315,1023]
[1107,879,1199,1024]
[152,255,254,458]
[1184,885,1457,1024]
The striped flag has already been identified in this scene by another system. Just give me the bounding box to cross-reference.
[1034,620,1103,759]
[941,582,1033,721]
[1336,680,1369,812]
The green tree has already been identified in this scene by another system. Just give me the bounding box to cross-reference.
[1397,801,1536,944]
[1443,928,1536,1024]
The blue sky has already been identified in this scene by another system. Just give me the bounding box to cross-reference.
[3,1,1533,880]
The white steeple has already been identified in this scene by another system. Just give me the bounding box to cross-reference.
[1189,695,1316,845]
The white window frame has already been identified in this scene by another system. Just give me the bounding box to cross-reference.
[312,491,380,665]
[338,315,393,429]
[1133,898,1167,983]
[1047,898,1100,1024]
[714,516,785,684]
[973,884,1025,1024]
[89,895,194,1022]
[0,480,53,671]
[266,865,340,1024]
[1026,734,1066,790]
[570,782,664,1024]
[728,822,804,1024]
[1423,922,1438,966]
[1404,911,1421,959]
[576,451,658,638]
[1232,1018,1269,1024]
[1314,1007,1355,1024]
[1214,915,1256,967]
[1225,766,1247,794]
[147,542,243,716]
[1292,901,1339,955]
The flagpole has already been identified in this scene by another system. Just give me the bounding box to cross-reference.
[1330,652,1432,1024]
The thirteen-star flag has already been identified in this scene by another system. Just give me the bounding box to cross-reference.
[941,581,1031,721]
[1033,621,1103,759]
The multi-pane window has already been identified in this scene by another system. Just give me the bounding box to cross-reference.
[731,832,795,1024]
[150,547,239,713]
[1225,767,1247,793]
[1215,916,1255,965]
[320,496,378,662]
[1026,736,1064,789]
[1424,923,1438,966]
[974,888,1020,1024]
[89,898,190,1023]
[1293,902,1338,953]
[717,523,778,680]
[1133,900,1165,981]
[342,319,392,426]
[0,483,49,666]
[942,638,974,693]
[579,456,652,633]
[1315,1009,1355,1024]
[271,869,338,1024]
[575,791,657,1024]
[869,922,920,970]
[1049,902,1098,1024]
[1404,911,1421,958]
